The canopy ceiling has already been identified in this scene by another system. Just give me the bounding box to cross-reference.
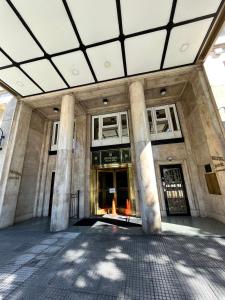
[0,0,223,97]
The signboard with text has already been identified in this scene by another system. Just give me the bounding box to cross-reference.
[92,148,131,165]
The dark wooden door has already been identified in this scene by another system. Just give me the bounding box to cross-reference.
[160,165,190,216]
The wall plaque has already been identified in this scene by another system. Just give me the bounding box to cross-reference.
[101,150,120,164]
[92,148,131,165]
[211,156,225,172]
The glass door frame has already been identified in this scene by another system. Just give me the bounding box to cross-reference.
[96,167,130,215]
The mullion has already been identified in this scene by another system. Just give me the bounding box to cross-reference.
[194,0,225,63]
[160,0,177,70]
[6,0,70,88]
[20,62,193,98]
[0,12,217,71]
[0,47,44,93]
[62,0,97,82]
[116,0,127,77]
[0,0,223,97]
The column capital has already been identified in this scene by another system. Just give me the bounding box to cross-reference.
[62,93,74,100]
[128,79,145,89]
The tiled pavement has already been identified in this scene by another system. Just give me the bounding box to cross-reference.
[0,218,225,299]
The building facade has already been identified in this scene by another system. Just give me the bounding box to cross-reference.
[0,65,225,233]
[0,0,225,233]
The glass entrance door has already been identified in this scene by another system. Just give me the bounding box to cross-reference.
[97,169,129,215]
[98,171,114,212]
[160,164,190,216]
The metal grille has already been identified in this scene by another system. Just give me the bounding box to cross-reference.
[161,165,189,215]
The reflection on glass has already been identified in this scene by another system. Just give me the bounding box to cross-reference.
[147,110,155,133]
[156,120,169,133]
[102,127,119,139]
[94,118,99,140]
[170,107,178,131]
[54,123,58,145]
[156,109,166,119]
[103,116,117,126]
[121,114,128,137]
[102,116,118,139]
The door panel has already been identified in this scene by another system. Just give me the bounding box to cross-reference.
[116,170,128,208]
[98,172,114,209]
[97,169,129,214]
[160,165,190,216]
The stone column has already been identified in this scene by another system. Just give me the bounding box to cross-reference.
[0,100,32,228]
[50,94,75,232]
[72,113,87,218]
[129,81,161,233]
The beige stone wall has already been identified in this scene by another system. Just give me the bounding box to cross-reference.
[0,101,32,228]
[15,111,45,222]
[152,143,198,217]
[181,70,225,223]
[42,155,56,216]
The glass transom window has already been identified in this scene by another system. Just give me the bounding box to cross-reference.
[147,104,182,140]
[92,112,129,147]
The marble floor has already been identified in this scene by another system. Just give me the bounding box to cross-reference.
[0,217,225,299]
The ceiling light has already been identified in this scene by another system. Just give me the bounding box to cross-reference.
[104,61,111,68]
[103,98,108,105]
[53,107,59,113]
[160,88,167,96]
[167,156,173,161]
[180,43,189,52]
[71,68,79,76]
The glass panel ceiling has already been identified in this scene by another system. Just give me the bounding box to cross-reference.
[0,0,223,97]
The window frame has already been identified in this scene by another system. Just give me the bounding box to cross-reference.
[92,111,130,147]
[51,121,60,151]
[147,104,182,141]
[50,120,76,151]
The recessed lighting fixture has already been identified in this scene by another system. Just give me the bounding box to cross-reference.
[103,98,108,105]
[104,61,111,68]
[180,43,189,52]
[160,88,167,96]
[16,81,24,87]
[71,68,79,76]
[53,107,59,113]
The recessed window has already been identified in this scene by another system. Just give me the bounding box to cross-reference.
[50,121,75,151]
[92,112,129,147]
[147,104,182,140]
[51,121,60,151]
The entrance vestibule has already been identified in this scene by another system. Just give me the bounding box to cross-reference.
[97,168,130,215]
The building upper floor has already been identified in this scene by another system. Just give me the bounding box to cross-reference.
[50,102,183,151]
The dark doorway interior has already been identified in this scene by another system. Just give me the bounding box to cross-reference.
[97,169,129,214]
[49,171,55,217]
[160,164,190,216]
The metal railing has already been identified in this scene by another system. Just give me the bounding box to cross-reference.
[70,190,80,218]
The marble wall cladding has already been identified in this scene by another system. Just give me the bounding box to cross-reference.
[15,111,45,222]
[0,101,32,228]
[181,68,225,223]
[0,66,222,229]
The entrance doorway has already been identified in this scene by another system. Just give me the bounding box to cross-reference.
[97,169,129,215]
[160,164,190,216]
[48,171,55,217]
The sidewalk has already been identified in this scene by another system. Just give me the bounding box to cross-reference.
[0,218,225,299]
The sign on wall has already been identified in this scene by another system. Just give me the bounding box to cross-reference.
[211,156,225,172]
[92,148,131,165]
